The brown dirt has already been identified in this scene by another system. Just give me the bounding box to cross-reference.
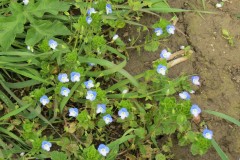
[124,0,240,159]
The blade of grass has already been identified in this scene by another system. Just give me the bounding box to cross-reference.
[107,72,144,91]
[78,57,139,87]
[0,127,26,145]
[86,60,126,77]
[0,90,15,110]
[3,67,51,84]
[0,104,31,121]
[204,110,240,126]
[201,0,206,10]
[106,46,126,59]
[5,80,41,89]
[211,139,229,160]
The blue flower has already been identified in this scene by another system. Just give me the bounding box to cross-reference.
[98,144,110,156]
[96,104,106,114]
[179,91,190,100]
[23,0,29,5]
[58,73,69,83]
[87,8,97,15]
[70,72,80,82]
[157,65,167,75]
[41,141,52,151]
[84,80,94,89]
[48,39,58,50]
[69,108,79,117]
[191,76,200,86]
[103,114,113,124]
[190,104,201,117]
[160,49,172,60]
[154,28,163,36]
[166,25,176,35]
[40,95,49,106]
[60,87,70,97]
[86,16,92,24]
[86,90,97,101]
[106,4,112,14]
[202,128,213,140]
[118,108,129,119]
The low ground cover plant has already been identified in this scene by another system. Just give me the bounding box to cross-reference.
[1,0,238,159]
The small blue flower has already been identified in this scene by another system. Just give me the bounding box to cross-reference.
[157,65,167,75]
[190,104,201,117]
[23,0,29,5]
[160,49,172,60]
[166,25,176,35]
[118,108,129,119]
[96,104,106,114]
[106,4,112,14]
[202,128,213,140]
[69,108,79,117]
[98,144,110,156]
[60,87,70,97]
[86,90,97,101]
[41,141,52,151]
[103,114,113,124]
[87,8,97,15]
[86,16,92,24]
[179,91,191,100]
[40,95,49,106]
[70,72,80,82]
[58,73,69,83]
[191,76,200,86]
[48,39,58,50]
[84,80,94,89]
[155,28,163,36]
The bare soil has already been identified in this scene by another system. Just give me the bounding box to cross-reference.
[124,0,240,159]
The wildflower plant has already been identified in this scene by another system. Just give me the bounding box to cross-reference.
[0,0,231,159]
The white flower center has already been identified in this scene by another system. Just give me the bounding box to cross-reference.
[158,68,166,75]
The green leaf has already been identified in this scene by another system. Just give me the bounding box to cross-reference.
[211,139,229,160]
[82,145,101,160]
[26,20,71,46]
[144,40,159,52]
[204,110,240,126]
[27,0,70,18]
[0,14,25,50]
[50,151,68,160]
[134,127,146,139]
[155,153,166,160]
[0,104,31,121]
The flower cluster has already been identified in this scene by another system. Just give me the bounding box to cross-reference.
[154,24,176,36]
[86,4,112,24]
[40,72,81,106]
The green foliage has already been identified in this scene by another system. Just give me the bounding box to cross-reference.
[0,0,71,50]
[82,145,101,160]
[0,0,218,159]
[50,151,68,160]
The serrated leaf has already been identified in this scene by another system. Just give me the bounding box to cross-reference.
[25,20,71,46]
[0,15,25,50]
[155,153,166,160]
[27,0,70,18]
